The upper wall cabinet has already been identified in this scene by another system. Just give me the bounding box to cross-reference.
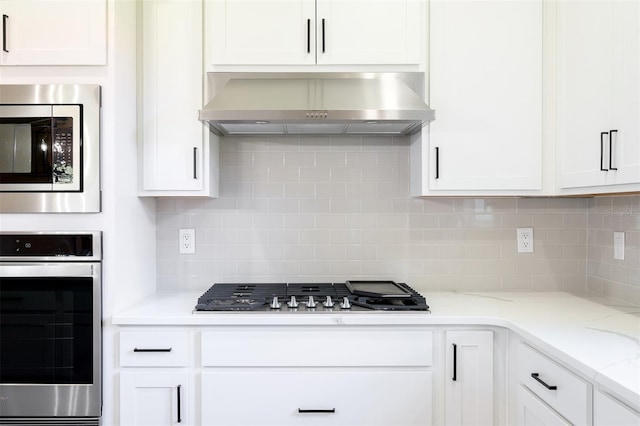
[411,0,544,196]
[0,0,107,65]
[138,0,218,197]
[556,0,640,195]
[205,0,423,67]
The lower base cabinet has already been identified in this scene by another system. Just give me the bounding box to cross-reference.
[516,385,570,426]
[200,369,432,426]
[444,330,494,425]
[120,372,190,426]
[595,390,640,426]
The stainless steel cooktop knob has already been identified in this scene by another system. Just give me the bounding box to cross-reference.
[340,297,352,309]
[307,295,317,309]
[269,296,281,309]
[323,295,334,308]
[288,295,298,308]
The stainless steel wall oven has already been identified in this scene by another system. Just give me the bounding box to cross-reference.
[0,85,101,213]
[0,232,102,425]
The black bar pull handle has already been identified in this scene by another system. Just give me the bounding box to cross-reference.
[298,408,336,414]
[600,131,609,171]
[306,19,311,53]
[321,19,325,53]
[2,14,8,53]
[435,147,440,179]
[193,147,198,179]
[609,129,618,170]
[133,347,173,352]
[531,373,557,390]
[177,384,182,423]
[452,343,457,381]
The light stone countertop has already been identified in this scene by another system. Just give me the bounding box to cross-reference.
[112,290,640,409]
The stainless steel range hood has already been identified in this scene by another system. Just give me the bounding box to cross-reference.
[199,73,434,136]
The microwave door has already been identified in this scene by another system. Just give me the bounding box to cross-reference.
[0,105,54,191]
[52,105,81,191]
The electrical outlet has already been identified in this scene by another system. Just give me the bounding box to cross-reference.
[179,228,196,254]
[517,228,534,253]
[614,231,625,260]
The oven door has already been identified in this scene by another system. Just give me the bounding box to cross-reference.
[0,105,81,192]
[0,263,101,420]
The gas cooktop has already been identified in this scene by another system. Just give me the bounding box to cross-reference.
[194,281,430,312]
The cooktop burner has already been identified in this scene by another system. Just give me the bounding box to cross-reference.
[194,281,429,312]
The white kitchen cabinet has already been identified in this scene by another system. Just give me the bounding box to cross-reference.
[138,0,219,197]
[417,0,543,195]
[556,0,640,194]
[118,330,192,425]
[201,369,432,426]
[120,372,190,426]
[444,330,494,426]
[516,385,571,426]
[205,0,423,67]
[0,0,107,65]
[595,389,640,426]
[516,343,592,426]
[198,327,434,425]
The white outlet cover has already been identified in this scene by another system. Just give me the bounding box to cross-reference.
[613,231,625,260]
[179,228,196,254]
[517,228,534,253]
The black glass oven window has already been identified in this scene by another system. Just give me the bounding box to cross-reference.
[0,277,93,384]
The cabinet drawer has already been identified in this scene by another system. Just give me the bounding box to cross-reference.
[200,328,432,367]
[517,343,591,425]
[201,368,432,426]
[119,331,189,367]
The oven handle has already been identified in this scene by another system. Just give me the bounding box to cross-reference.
[0,263,98,277]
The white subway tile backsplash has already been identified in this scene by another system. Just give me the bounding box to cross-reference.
[156,136,639,304]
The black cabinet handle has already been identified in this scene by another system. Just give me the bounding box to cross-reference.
[321,19,325,53]
[600,131,609,171]
[531,373,557,390]
[435,147,440,179]
[306,19,311,53]
[133,347,172,352]
[609,129,618,170]
[193,147,198,179]
[452,343,457,381]
[2,15,8,53]
[298,408,336,414]
[177,385,182,423]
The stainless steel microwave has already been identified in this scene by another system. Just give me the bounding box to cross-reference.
[0,85,101,213]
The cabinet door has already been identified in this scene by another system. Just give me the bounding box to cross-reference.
[445,331,493,426]
[207,0,316,65]
[428,0,543,192]
[120,372,189,426]
[140,0,215,195]
[595,390,640,426]
[516,386,571,426]
[556,0,640,191]
[611,0,640,186]
[0,0,106,65]
[201,368,432,425]
[315,0,421,65]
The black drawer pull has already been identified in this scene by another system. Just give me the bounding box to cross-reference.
[133,347,172,353]
[2,15,8,53]
[600,131,608,171]
[177,384,182,423]
[298,408,336,414]
[531,373,557,390]
[452,343,457,381]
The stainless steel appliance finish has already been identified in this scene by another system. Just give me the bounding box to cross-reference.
[195,282,429,313]
[0,85,101,213]
[199,72,435,136]
[0,232,102,425]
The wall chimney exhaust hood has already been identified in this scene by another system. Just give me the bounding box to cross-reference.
[199,72,434,136]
